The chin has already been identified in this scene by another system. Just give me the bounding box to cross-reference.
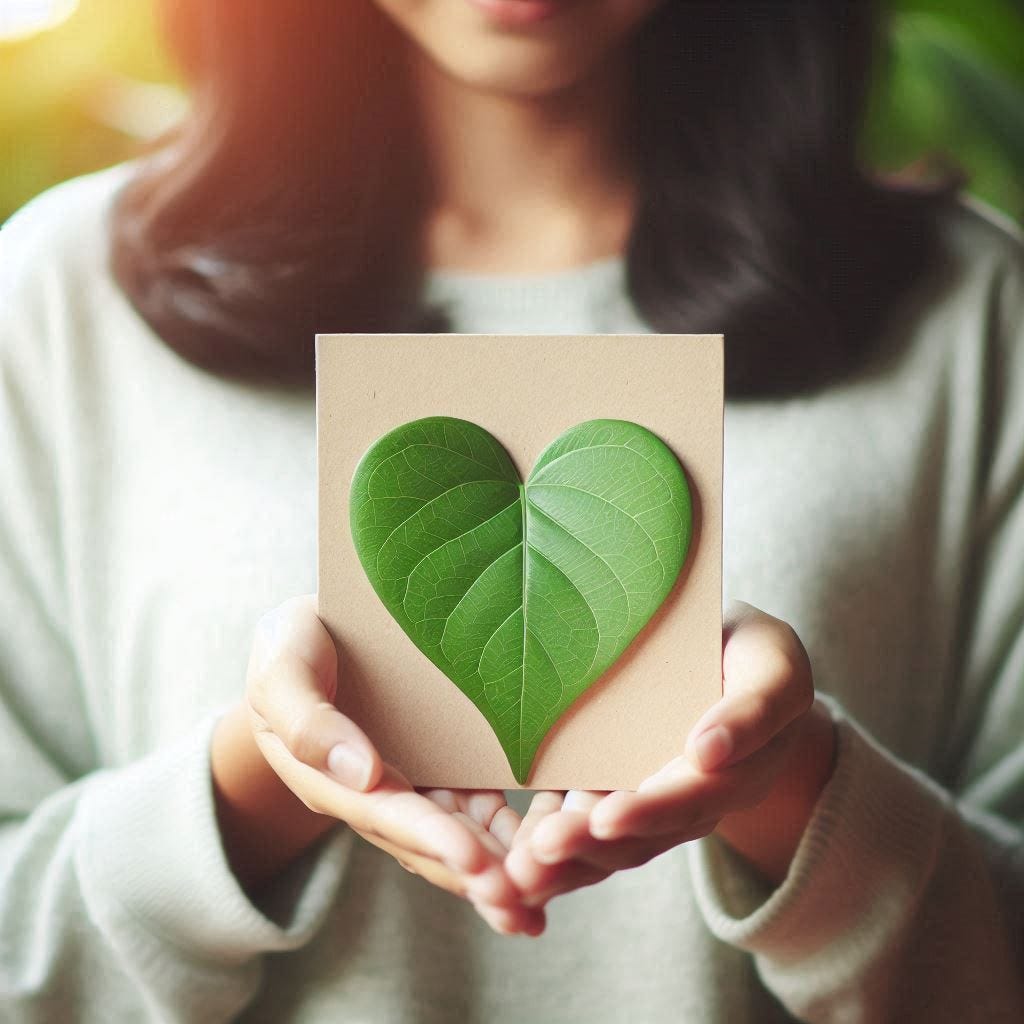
[433,43,597,98]
[376,0,664,99]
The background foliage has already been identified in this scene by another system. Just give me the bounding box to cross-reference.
[1,0,1022,224]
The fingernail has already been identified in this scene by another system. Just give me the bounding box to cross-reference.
[693,725,732,771]
[327,743,371,789]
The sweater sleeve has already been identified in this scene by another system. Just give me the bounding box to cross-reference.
[0,175,351,1021]
[687,222,1024,1022]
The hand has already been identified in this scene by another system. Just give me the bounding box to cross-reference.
[505,601,837,912]
[213,595,544,934]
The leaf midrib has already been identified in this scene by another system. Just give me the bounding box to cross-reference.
[519,483,528,774]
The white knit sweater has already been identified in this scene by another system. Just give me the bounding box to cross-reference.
[1,161,1022,1022]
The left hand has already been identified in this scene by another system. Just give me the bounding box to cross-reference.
[503,601,837,920]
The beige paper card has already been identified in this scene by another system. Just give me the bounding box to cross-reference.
[316,333,722,790]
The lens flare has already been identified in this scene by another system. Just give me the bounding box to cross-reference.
[0,0,80,42]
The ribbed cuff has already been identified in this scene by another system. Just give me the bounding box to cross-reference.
[687,696,946,960]
[74,711,352,967]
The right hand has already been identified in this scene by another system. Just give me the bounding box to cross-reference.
[243,595,544,935]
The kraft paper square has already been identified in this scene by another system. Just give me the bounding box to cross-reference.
[316,333,722,790]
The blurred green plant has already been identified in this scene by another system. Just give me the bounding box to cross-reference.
[866,0,1024,222]
[0,0,183,220]
[1,0,1022,224]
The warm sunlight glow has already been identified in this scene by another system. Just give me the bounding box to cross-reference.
[0,0,80,42]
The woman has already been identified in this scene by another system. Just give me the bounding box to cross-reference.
[1,0,1021,1020]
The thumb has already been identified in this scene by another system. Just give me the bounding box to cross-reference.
[248,594,382,791]
[250,594,339,699]
[684,600,812,772]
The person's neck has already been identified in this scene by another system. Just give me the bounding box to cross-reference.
[410,47,639,274]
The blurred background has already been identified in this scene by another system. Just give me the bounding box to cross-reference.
[1,0,1022,225]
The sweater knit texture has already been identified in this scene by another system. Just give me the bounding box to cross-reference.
[1,161,1023,1022]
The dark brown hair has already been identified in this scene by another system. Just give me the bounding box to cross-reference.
[109,0,958,394]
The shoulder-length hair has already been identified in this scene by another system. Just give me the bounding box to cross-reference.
[109,0,957,395]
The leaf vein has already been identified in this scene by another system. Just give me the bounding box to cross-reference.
[525,499,633,617]
[527,483,663,555]
[373,480,517,579]
[435,543,522,645]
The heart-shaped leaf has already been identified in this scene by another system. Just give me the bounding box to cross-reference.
[350,417,692,784]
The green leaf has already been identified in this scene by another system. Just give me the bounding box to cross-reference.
[350,416,692,784]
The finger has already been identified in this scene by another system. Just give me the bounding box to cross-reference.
[684,601,813,772]
[590,763,704,839]
[472,899,547,937]
[519,861,610,909]
[354,826,542,938]
[414,794,524,903]
[251,654,381,790]
[504,793,570,895]
[524,791,601,861]
[254,737,497,874]
[529,809,594,865]
[360,782,507,875]
[510,791,564,850]
[422,789,523,851]
[357,810,520,911]
[454,790,508,830]
[250,595,339,692]
[354,827,468,898]
[488,806,523,849]
[591,729,796,840]
[450,811,523,908]
[569,827,714,873]
[561,790,605,814]
[506,837,565,895]
[420,789,506,826]
[248,606,382,791]
[528,798,696,864]
[248,600,513,877]
[453,811,508,860]
[420,789,458,813]
[506,832,613,907]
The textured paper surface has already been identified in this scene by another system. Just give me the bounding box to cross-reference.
[316,333,723,790]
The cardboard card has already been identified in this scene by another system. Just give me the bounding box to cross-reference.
[316,333,723,790]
